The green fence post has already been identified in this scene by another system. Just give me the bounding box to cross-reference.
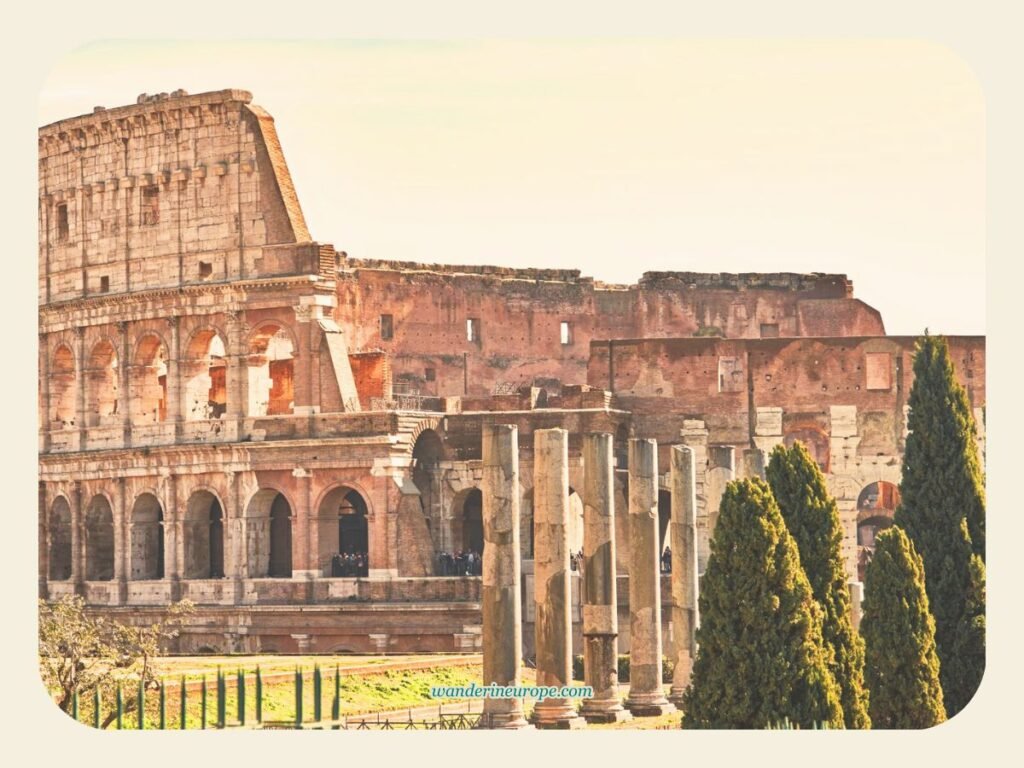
[217,668,226,729]
[180,676,187,730]
[71,689,78,722]
[93,687,101,729]
[314,665,322,723]
[116,683,123,730]
[159,680,166,730]
[255,666,263,724]
[332,665,340,729]
[201,676,207,730]
[237,669,246,727]
[295,667,303,729]
[138,679,145,730]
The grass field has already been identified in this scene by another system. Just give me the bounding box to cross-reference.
[54,654,680,730]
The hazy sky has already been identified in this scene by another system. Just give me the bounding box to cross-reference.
[39,39,985,335]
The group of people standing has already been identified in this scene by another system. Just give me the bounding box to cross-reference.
[330,551,369,577]
[437,550,483,576]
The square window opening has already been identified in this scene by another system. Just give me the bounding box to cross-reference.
[467,318,480,344]
[56,203,69,242]
[560,321,573,345]
[380,314,394,341]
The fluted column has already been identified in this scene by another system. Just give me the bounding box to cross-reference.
[625,438,675,716]
[531,428,583,729]
[668,445,700,705]
[580,433,630,723]
[480,424,529,729]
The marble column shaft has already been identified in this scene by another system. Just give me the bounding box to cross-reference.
[532,428,581,727]
[580,433,630,723]
[480,424,528,729]
[669,444,700,705]
[625,438,675,716]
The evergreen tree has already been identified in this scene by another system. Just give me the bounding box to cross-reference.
[766,441,870,729]
[893,333,986,717]
[681,478,843,729]
[861,526,945,728]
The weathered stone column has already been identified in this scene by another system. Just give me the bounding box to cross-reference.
[625,438,675,716]
[848,581,864,633]
[480,424,529,729]
[580,433,630,723]
[531,428,584,729]
[668,445,700,706]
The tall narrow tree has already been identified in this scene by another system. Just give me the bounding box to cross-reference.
[681,478,843,729]
[767,441,870,729]
[893,333,986,717]
[861,526,945,728]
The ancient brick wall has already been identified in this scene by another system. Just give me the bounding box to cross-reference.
[39,89,312,305]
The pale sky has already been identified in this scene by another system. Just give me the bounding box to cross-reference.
[39,39,985,336]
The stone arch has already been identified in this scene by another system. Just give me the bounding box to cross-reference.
[130,333,168,425]
[784,428,830,473]
[182,328,227,421]
[412,429,444,533]
[50,345,77,429]
[451,487,483,555]
[244,488,293,578]
[48,496,73,581]
[184,490,225,579]
[84,494,115,581]
[247,323,295,416]
[130,493,164,580]
[855,480,901,580]
[317,485,369,576]
[85,339,119,427]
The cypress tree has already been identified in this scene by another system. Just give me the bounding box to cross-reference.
[893,333,986,717]
[766,441,870,729]
[861,526,945,728]
[681,478,843,729]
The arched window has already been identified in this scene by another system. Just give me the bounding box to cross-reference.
[182,331,226,421]
[131,335,168,425]
[85,495,115,581]
[130,493,164,580]
[247,325,294,416]
[86,340,119,427]
[244,490,293,578]
[48,497,73,581]
[460,489,483,554]
[317,486,369,577]
[184,491,225,579]
[856,481,901,581]
[50,346,77,429]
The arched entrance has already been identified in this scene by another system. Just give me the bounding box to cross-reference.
[412,429,443,528]
[85,340,119,427]
[130,493,164,580]
[48,497,72,581]
[318,486,369,577]
[247,325,295,416]
[184,491,225,579]
[856,481,901,581]
[84,495,114,581]
[50,345,77,429]
[458,488,483,555]
[244,490,293,577]
[182,330,226,421]
[130,334,168,425]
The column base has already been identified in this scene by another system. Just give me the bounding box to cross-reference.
[478,713,532,730]
[579,702,632,724]
[533,715,587,730]
[668,687,689,708]
[625,694,676,718]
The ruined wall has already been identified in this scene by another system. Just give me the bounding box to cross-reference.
[39,89,314,305]
[335,260,884,397]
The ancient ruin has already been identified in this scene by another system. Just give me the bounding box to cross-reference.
[39,89,986,666]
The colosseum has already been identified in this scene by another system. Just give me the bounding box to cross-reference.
[38,88,986,655]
